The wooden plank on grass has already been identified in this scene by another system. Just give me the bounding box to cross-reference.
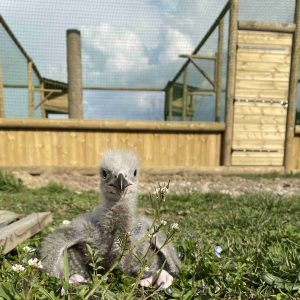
[0,211,21,228]
[0,212,53,254]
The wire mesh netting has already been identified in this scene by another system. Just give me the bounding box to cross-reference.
[0,0,299,122]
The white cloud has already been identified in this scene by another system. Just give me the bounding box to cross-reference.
[158,28,193,64]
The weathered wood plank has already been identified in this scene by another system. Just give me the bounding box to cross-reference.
[238,31,292,46]
[232,139,284,149]
[237,51,291,63]
[234,124,286,133]
[236,70,290,81]
[236,80,289,90]
[0,211,21,229]
[235,88,288,99]
[0,212,53,254]
[236,61,291,73]
[234,114,286,125]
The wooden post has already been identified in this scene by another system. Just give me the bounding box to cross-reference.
[284,0,300,172]
[183,65,188,120]
[168,83,173,121]
[215,19,224,122]
[40,81,46,118]
[0,58,4,118]
[27,60,34,118]
[222,0,239,166]
[67,29,83,119]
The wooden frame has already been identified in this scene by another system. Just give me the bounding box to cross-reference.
[222,0,239,166]
[284,0,300,172]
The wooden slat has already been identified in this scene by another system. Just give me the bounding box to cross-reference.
[236,70,290,81]
[0,212,53,254]
[0,211,21,229]
[236,79,289,90]
[234,114,286,125]
[232,139,284,150]
[234,131,285,140]
[234,124,286,133]
[232,155,283,166]
[238,31,293,46]
[237,51,291,63]
[236,61,291,73]
[235,88,288,99]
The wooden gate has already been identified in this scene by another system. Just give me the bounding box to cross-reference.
[232,31,292,166]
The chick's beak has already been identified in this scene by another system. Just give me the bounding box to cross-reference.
[116,173,130,193]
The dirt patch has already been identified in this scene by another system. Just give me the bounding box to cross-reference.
[11,170,300,197]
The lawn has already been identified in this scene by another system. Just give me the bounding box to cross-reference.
[0,172,300,299]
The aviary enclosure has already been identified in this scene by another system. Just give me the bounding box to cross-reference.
[0,0,300,173]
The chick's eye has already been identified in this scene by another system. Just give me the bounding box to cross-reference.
[101,169,108,179]
[134,169,137,177]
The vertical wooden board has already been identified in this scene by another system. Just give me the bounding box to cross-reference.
[152,133,160,167]
[93,132,101,166]
[43,131,52,167]
[24,131,35,167]
[176,134,185,167]
[169,133,178,167]
[143,133,154,168]
[14,131,23,166]
[51,131,59,167]
[159,133,169,167]
[6,130,16,166]
[61,131,69,167]
[33,131,42,166]
[136,133,145,167]
[0,131,5,165]
[77,132,86,167]
[292,137,300,169]
[184,134,193,167]
[85,131,95,168]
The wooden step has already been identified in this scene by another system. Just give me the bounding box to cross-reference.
[0,211,53,254]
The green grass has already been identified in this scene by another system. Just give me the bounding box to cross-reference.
[0,173,299,299]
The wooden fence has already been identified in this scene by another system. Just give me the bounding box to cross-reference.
[0,119,224,170]
[0,119,299,172]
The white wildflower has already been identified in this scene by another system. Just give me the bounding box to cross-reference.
[62,220,71,225]
[161,186,169,194]
[145,266,150,272]
[28,258,43,269]
[11,264,25,273]
[171,223,179,231]
[214,245,223,258]
[160,220,167,226]
[23,246,36,253]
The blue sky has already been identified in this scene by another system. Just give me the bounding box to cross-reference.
[0,0,298,120]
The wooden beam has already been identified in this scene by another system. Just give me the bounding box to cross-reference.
[189,58,215,88]
[170,1,230,85]
[168,83,173,120]
[189,91,215,96]
[295,125,300,135]
[0,212,53,254]
[82,86,164,92]
[183,66,188,120]
[284,0,300,172]
[0,118,226,133]
[67,29,83,119]
[40,81,46,118]
[215,19,224,122]
[238,20,296,33]
[179,54,216,60]
[0,58,4,118]
[222,0,239,166]
[27,61,34,118]
[0,211,21,229]
[0,16,42,80]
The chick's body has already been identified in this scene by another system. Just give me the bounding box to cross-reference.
[40,150,180,288]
